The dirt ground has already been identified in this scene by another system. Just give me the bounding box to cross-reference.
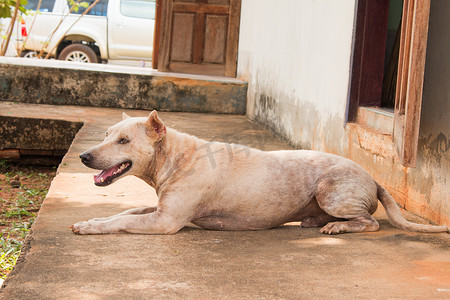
[0,161,56,279]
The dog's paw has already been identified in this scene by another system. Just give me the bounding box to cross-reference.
[319,222,347,235]
[70,221,103,235]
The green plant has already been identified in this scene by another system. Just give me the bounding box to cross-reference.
[0,159,9,172]
[43,0,97,59]
[0,0,27,18]
[3,207,32,218]
[15,192,34,207]
[17,0,40,55]
[37,0,89,57]
[0,0,28,55]
[0,164,55,280]
[0,235,22,280]
[10,221,32,239]
[25,188,40,197]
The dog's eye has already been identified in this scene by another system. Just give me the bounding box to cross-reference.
[118,138,129,144]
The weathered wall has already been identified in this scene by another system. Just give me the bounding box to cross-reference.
[0,58,247,115]
[409,0,449,225]
[237,0,356,155]
[237,0,449,226]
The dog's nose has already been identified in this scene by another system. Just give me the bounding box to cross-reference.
[80,153,92,165]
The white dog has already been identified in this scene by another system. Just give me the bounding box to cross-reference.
[71,111,448,235]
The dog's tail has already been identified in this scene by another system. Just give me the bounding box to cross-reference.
[376,182,448,233]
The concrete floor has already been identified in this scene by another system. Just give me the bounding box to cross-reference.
[0,102,449,299]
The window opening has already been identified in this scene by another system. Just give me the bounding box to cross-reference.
[348,0,403,113]
[381,0,403,109]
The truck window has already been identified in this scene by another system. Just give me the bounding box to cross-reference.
[68,0,109,16]
[25,0,57,12]
[120,0,155,20]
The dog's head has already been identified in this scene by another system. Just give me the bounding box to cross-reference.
[79,110,166,186]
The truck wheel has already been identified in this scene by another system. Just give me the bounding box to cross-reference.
[20,51,38,58]
[58,44,98,63]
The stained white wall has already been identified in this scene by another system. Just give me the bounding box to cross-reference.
[238,0,357,153]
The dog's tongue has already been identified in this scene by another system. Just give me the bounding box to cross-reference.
[94,165,120,184]
[93,162,131,185]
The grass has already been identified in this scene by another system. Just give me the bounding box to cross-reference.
[0,236,21,279]
[0,159,56,282]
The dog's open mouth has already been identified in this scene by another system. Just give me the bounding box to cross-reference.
[94,161,132,186]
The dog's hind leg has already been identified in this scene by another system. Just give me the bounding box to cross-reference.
[319,213,379,234]
[300,214,342,228]
[90,207,157,221]
[314,165,380,234]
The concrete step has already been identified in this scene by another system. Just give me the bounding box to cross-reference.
[0,57,247,115]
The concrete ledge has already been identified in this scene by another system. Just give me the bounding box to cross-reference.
[0,116,82,151]
[0,57,247,114]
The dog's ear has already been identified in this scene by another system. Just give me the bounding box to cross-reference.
[146,110,166,140]
[122,112,131,120]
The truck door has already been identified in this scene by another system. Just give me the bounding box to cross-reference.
[108,0,155,59]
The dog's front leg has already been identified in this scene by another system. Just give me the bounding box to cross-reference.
[89,207,157,222]
[71,210,187,235]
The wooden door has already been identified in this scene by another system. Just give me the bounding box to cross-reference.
[156,0,241,77]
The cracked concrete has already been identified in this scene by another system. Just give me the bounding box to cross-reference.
[0,102,449,299]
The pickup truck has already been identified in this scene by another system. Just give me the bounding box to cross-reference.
[20,0,155,63]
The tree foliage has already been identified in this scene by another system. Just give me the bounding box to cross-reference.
[0,0,28,18]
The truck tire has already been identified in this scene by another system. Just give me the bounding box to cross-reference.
[20,51,38,58]
[58,44,98,63]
